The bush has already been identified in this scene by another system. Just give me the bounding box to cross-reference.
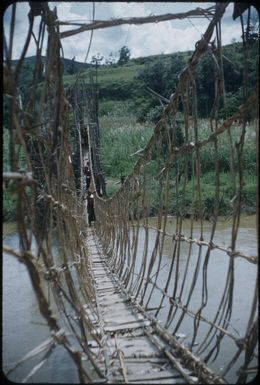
[118,46,131,66]
[99,81,135,100]
[99,100,132,116]
[146,105,164,123]
[218,90,243,119]
[3,189,17,221]
[243,143,257,174]
[100,120,153,178]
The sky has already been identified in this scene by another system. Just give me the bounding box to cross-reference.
[3,2,258,63]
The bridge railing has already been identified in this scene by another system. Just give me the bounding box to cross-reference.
[3,3,108,382]
[91,3,258,383]
[3,2,258,383]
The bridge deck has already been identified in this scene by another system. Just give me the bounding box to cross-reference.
[85,229,199,384]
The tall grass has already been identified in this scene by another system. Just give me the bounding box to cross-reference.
[3,129,17,220]
[3,109,257,220]
[100,115,258,217]
[99,111,153,179]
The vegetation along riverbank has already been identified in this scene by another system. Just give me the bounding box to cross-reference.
[3,40,258,220]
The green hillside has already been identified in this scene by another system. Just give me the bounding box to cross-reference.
[9,40,258,122]
[3,41,258,220]
[62,41,258,121]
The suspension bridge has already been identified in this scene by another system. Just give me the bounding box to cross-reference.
[3,2,258,384]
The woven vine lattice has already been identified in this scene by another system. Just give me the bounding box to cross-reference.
[3,2,258,383]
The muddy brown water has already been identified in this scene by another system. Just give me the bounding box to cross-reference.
[131,215,258,383]
[2,223,79,383]
[2,216,258,383]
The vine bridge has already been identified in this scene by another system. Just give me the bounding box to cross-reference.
[3,2,258,384]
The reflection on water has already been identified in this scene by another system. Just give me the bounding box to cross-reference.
[3,216,258,383]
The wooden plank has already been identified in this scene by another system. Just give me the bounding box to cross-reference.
[103,308,136,317]
[95,276,113,282]
[126,369,183,382]
[96,281,117,287]
[123,358,168,363]
[96,283,115,288]
[130,378,187,384]
[104,318,144,327]
[84,311,99,324]
[87,235,200,384]
[102,301,133,311]
[98,358,169,374]
[97,289,117,296]
[92,272,107,276]
[104,319,150,332]
[103,314,144,325]
[100,299,130,307]
[99,294,128,303]
[110,335,161,358]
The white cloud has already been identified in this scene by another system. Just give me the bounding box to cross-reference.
[4,2,245,62]
[50,1,93,23]
[4,3,32,59]
[126,22,202,58]
[110,2,147,18]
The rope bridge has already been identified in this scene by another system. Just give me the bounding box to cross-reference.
[3,2,258,383]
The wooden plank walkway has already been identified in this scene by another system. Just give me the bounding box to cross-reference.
[85,228,199,384]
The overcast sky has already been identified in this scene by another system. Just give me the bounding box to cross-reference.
[3,2,258,62]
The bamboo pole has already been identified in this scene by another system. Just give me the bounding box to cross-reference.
[60,7,215,39]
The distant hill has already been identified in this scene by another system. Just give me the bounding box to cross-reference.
[10,39,259,121]
[11,55,91,75]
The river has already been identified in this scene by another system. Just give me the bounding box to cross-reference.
[2,216,258,383]
[131,215,258,383]
[2,223,78,383]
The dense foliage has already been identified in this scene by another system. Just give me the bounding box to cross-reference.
[135,41,258,121]
[99,108,257,218]
[9,40,258,124]
[3,40,258,220]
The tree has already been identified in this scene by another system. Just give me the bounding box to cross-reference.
[91,53,104,69]
[196,52,216,117]
[137,56,166,95]
[67,56,76,75]
[118,46,130,65]
[105,52,117,66]
[164,54,186,96]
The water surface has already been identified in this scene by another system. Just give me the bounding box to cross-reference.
[130,215,258,383]
[2,224,78,383]
[2,216,258,383]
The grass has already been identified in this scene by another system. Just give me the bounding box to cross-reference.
[100,113,153,178]
[97,62,143,84]
[99,111,258,218]
[5,43,258,220]
[99,104,153,195]
[99,100,136,118]
[63,61,143,88]
[3,128,29,221]
[3,129,17,220]
[101,119,152,179]
[3,105,257,220]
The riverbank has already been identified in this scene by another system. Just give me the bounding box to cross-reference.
[4,214,257,235]
[100,117,258,218]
